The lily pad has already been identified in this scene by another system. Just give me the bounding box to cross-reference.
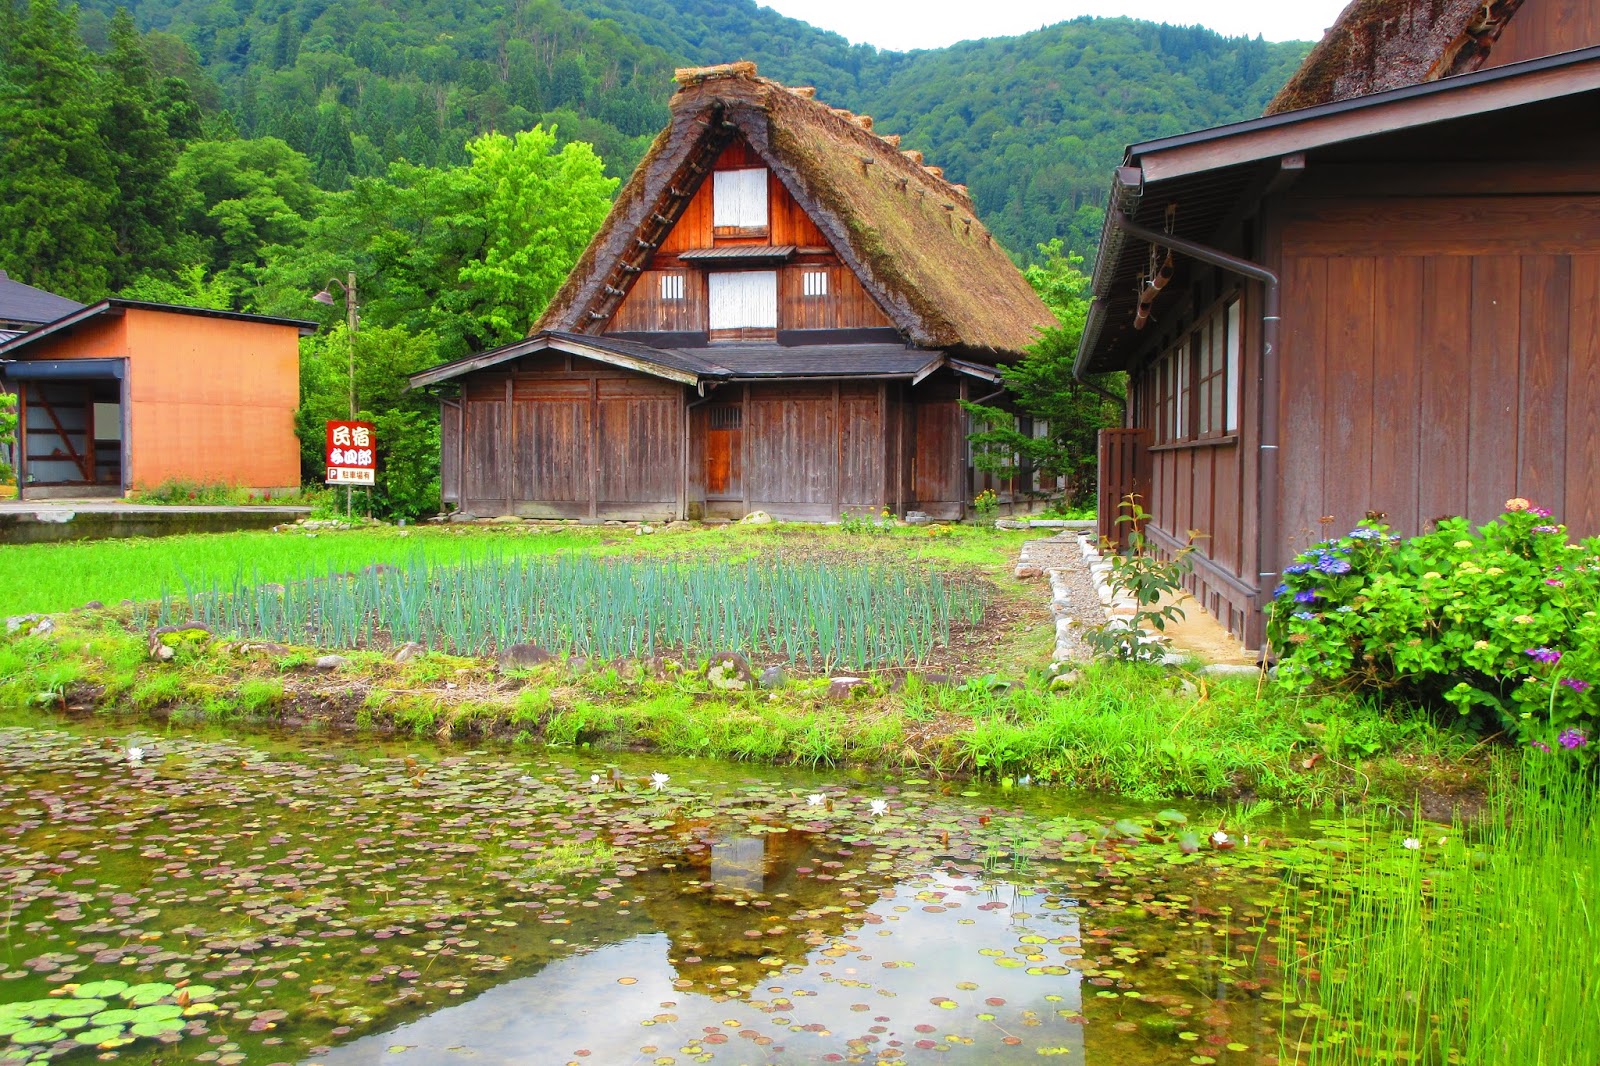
[9,1025,65,1045]
[72,981,129,999]
[73,1026,126,1046]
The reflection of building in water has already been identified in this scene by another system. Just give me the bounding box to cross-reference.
[709,834,766,893]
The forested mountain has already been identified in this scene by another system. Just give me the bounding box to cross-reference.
[75,0,1309,258]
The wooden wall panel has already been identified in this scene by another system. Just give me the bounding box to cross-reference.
[745,383,837,513]
[611,269,707,332]
[462,391,506,512]
[1467,256,1522,519]
[779,265,893,330]
[1416,257,1472,528]
[1516,254,1570,508]
[1321,256,1376,534]
[511,381,590,508]
[1567,255,1600,534]
[1481,0,1598,69]
[838,382,886,510]
[596,378,682,507]
[912,397,963,515]
[1368,256,1424,534]
[440,401,461,505]
[1283,197,1600,256]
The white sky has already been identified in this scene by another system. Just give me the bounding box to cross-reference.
[758,0,1351,51]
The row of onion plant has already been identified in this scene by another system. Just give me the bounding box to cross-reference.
[155,555,988,670]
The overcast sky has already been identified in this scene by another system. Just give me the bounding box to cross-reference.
[758,0,1351,51]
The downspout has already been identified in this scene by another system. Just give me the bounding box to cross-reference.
[1098,212,1282,645]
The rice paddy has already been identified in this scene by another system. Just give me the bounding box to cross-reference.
[155,554,989,669]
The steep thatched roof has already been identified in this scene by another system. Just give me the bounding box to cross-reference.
[1266,0,1526,114]
[535,63,1053,358]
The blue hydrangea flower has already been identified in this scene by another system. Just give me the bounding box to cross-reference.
[1293,611,1316,621]
[1294,589,1319,604]
[1274,583,1290,598]
[1284,562,1316,575]
[1336,605,1355,613]
[1349,528,1385,542]
[1316,554,1353,575]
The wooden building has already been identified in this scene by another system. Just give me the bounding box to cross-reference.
[0,300,315,499]
[1076,0,1600,648]
[411,62,1055,522]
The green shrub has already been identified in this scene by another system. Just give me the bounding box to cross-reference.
[1268,500,1598,756]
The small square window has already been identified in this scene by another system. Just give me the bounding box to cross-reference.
[802,271,828,297]
[659,274,685,300]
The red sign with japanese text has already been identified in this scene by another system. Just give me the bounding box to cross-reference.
[325,420,376,485]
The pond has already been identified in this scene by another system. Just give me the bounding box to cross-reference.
[0,720,1386,1066]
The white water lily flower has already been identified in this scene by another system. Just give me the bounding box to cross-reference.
[591,774,601,786]
[126,747,145,765]
[807,794,826,807]
[1402,837,1422,850]
[651,772,670,791]
[869,799,889,817]
[1211,830,1229,845]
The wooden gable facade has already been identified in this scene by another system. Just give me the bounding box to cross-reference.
[1077,0,1600,650]
[414,63,1055,522]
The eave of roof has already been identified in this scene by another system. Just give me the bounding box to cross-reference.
[0,299,318,358]
[408,331,956,390]
[1129,43,1600,183]
[1074,44,1600,377]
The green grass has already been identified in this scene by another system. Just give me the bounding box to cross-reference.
[0,522,1030,617]
[1288,755,1599,1064]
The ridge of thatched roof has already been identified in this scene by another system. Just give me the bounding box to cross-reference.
[536,62,1053,358]
[1266,0,1526,115]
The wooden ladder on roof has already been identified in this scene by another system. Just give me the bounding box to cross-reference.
[583,110,738,331]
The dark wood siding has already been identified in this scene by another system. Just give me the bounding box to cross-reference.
[457,353,684,520]
[440,400,461,505]
[910,378,964,520]
[1278,195,1600,563]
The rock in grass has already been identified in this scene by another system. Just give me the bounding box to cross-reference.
[758,665,788,690]
[1049,670,1084,691]
[148,623,210,660]
[827,677,868,699]
[392,642,424,664]
[82,600,105,611]
[315,655,349,671]
[706,652,754,691]
[738,510,773,525]
[500,643,556,669]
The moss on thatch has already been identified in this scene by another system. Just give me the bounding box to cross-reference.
[1266,0,1527,115]
[535,63,1053,358]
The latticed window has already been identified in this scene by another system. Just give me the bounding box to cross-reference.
[659,274,685,300]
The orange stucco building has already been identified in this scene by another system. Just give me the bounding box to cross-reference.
[0,300,315,499]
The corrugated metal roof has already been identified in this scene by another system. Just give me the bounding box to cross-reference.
[677,246,797,262]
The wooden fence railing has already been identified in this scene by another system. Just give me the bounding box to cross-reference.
[1097,427,1151,549]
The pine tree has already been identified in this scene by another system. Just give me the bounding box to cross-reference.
[0,0,116,298]
[99,9,184,288]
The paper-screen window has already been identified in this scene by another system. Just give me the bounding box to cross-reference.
[708,271,777,330]
[713,169,769,230]
[802,270,828,297]
[659,274,685,300]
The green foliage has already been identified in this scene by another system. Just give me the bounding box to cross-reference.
[1291,756,1599,1064]
[0,0,117,297]
[964,242,1122,504]
[131,478,253,505]
[117,263,236,309]
[970,489,999,522]
[1269,503,1600,756]
[172,136,320,283]
[295,324,443,520]
[0,392,17,483]
[1083,496,1197,663]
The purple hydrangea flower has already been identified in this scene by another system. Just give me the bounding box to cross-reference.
[1532,525,1561,534]
[1284,562,1316,575]
[1561,678,1591,694]
[1530,506,1553,518]
[1525,647,1561,665]
[1558,729,1588,750]
[1532,741,1552,753]
[1294,589,1319,604]
[1546,578,1566,587]
[1316,554,1353,575]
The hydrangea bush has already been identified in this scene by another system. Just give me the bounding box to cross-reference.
[1268,499,1598,758]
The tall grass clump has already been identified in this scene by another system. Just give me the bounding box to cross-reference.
[157,554,987,670]
[1286,754,1598,1064]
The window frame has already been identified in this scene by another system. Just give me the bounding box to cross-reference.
[1147,292,1242,449]
[712,168,770,236]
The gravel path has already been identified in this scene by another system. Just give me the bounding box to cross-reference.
[1018,532,1102,663]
